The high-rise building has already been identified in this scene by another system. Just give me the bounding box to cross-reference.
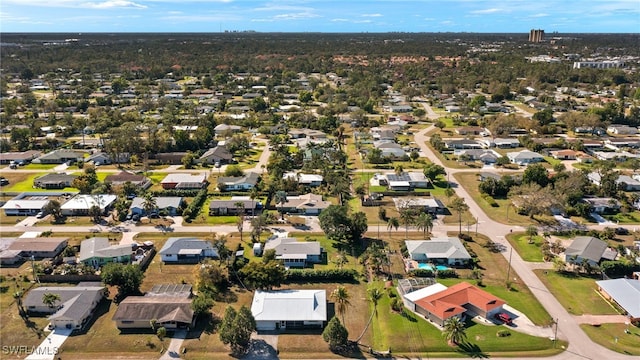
[528,29,544,43]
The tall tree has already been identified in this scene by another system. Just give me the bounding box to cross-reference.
[323,317,349,352]
[235,201,245,243]
[399,207,416,239]
[443,316,467,346]
[42,293,61,310]
[274,190,288,220]
[415,213,433,240]
[331,286,351,325]
[219,305,256,356]
[387,217,399,240]
[449,197,469,234]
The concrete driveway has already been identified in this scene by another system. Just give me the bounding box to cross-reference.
[26,327,72,360]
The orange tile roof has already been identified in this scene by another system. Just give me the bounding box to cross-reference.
[413,282,506,321]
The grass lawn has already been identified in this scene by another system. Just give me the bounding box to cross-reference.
[23,163,58,170]
[1,172,73,193]
[603,211,640,224]
[454,172,533,226]
[505,233,545,262]
[580,323,640,356]
[534,270,620,315]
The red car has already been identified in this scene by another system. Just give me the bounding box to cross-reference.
[494,312,512,325]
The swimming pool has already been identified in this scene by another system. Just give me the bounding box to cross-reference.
[417,263,449,271]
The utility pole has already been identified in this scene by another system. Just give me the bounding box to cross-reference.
[553,318,558,347]
[31,255,39,284]
[475,217,478,236]
[506,247,513,286]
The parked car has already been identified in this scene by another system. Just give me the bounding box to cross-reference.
[494,312,512,325]
[614,227,629,235]
[36,212,45,219]
[0,177,9,186]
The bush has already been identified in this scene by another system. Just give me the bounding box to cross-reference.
[410,269,434,277]
[497,330,511,337]
[285,269,358,283]
[436,269,458,278]
[481,194,499,207]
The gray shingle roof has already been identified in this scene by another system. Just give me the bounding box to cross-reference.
[565,236,608,263]
[405,237,471,260]
[159,237,216,256]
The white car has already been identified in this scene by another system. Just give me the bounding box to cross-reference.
[36,212,45,219]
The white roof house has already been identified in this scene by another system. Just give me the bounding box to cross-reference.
[251,289,327,331]
[283,172,323,186]
[596,279,640,320]
[405,237,471,266]
[403,283,448,304]
[60,194,117,216]
[2,199,50,216]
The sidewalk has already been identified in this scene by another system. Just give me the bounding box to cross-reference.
[573,314,630,324]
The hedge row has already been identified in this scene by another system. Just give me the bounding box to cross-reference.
[285,269,359,283]
[481,194,499,207]
[183,189,208,221]
[409,269,458,278]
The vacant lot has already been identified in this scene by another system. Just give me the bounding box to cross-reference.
[505,233,545,262]
[580,323,640,356]
[534,270,619,315]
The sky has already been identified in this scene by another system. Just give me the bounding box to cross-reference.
[1,0,639,33]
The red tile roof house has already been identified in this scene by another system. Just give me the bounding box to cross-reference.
[412,282,506,327]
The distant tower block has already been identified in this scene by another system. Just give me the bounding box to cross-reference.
[528,29,544,43]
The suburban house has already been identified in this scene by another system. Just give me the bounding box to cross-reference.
[104,171,152,189]
[79,237,132,268]
[587,173,640,191]
[582,197,621,214]
[214,124,242,135]
[0,237,68,264]
[405,237,472,267]
[113,284,195,330]
[289,128,327,139]
[154,152,188,165]
[251,289,327,331]
[374,141,407,159]
[33,173,77,189]
[23,283,106,330]
[160,174,207,190]
[278,193,332,215]
[564,236,617,266]
[217,172,260,192]
[208,199,261,216]
[550,149,579,160]
[159,237,218,263]
[199,145,233,165]
[263,237,322,268]
[0,150,41,164]
[607,125,638,135]
[32,149,84,164]
[86,151,130,165]
[455,149,500,164]
[595,278,640,322]
[2,194,50,216]
[403,282,506,327]
[477,138,520,148]
[393,197,446,216]
[370,172,430,191]
[60,194,117,216]
[507,150,545,165]
[455,126,484,136]
[283,172,323,187]
[444,139,483,150]
[129,196,184,216]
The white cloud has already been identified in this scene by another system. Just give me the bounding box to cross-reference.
[331,18,349,22]
[353,19,372,24]
[81,0,146,9]
[361,13,382,17]
[272,12,321,20]
[529,13,549,18]
[470,8,504,14]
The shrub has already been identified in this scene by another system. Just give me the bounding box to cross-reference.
[285,269,358,283]
[436,269,458,278]
[481,194,499,207]
[497,330,511,337]
[410,269,434,277]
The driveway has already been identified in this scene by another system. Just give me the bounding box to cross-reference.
[159,329,187,360]
[590,213,615,225]
[242,332,279,360]
[26,327,72,360]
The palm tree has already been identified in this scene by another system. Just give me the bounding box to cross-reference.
[525,225,538,244]
[274,190,287,220]
[142,192,157,222]
[415,213,433,240]
[399,207,416,239]
[249,187,259,217]
[331,286,351,325]
[387,217,400,241]
[354,286,384,343]
[449,197,469,234]
[443,316,467,346]
[42,293,61,310]
[394,164,404,176]
[13,290,24,315]
[235,201,245,243]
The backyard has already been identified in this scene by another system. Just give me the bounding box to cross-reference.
[580,323,640,356]
[505,232,545,262]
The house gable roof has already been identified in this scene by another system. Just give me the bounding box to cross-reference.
[565,236,608,263]
[264,237,321,257]
[199,146,233,161]
[112,296,193,324]
[23,284,105,311]
[79,237,131,262]
[251,289,327,322]
[159,237,216,256]
[413,282,505,320]
[405,237,471,260]
[595,278,640,318]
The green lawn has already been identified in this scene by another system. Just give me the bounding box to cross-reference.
[534,270,620,315]
[580,323,640,356]
[23,163,58,170]
[505,233,545,262]
[2,172,75,193]
[603,211,640,224]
